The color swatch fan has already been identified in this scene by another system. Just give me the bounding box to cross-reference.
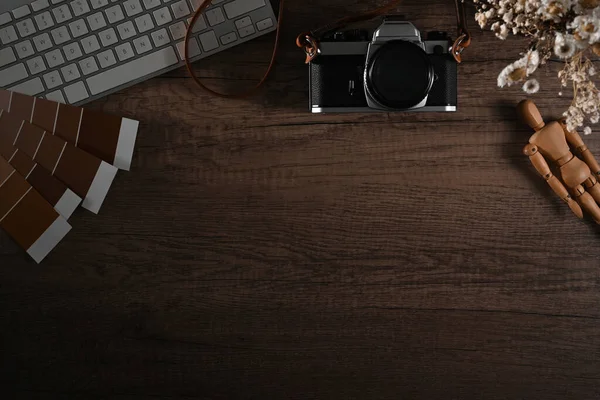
[0,89,139,263]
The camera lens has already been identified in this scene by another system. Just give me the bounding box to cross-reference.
[365,41,434,110]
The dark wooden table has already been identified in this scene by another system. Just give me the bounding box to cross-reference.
[2,1,600,398]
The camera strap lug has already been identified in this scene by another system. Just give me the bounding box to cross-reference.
[296,0,472,64]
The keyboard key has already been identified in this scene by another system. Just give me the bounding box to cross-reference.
[105,5,125,23]
[99,27,118,46]
[90,0,109,9]
[188,0,202,10]
[64,81,89,103]
[123,0,143,17]
[257,18,273,31]
[235,16,251,29]
[63,42,83,60]
[82,35,101,53]
[13,5,32,19]
[115,42,134,61]
[16,19,37,37]
[133,35,152,54]
[135,14,154,33]
[0,26,18,44]
[34,12,54,30]
[169,21,186,40]
[43,70,63,88]
[52,4,73,24]
[87,12,107,30]
[206,7,224,26]
[143,0,161,9]
[45,49,65,68]
[86,46,178,95]
[97,49,116,67]
[61,63,81,82]
[70,0,91,17]
[117,21,136,40]
[199,30,218,51]
[10,77,45,96]
[51,26,71,44]
[69,18,89,38]
[46,90,66,103]
[188,15,206,33]
[26,56,47,74]
[176,38,200,59]
[153,7,173,26]
[0,13,12,27]
[151,28,170,47]
[0,64,28,86]
[32,0,51,12]
[15,40,35,59]
[238,25,255,38]
[0,48,17,68]
[171,0,190,19]
[33,33,53,51]
[220,31,237,45]
[79,56,99,74]
[224,0,265,19]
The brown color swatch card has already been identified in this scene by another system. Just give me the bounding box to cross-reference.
[0,104,81,219]
[0,109,118,214]
[0,155,71,263]
[0,89,139,171]
[0,144,81,220]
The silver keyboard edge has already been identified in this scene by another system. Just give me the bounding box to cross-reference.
[0,0,277,106]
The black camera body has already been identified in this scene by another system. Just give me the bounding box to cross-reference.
[309,19,458,113]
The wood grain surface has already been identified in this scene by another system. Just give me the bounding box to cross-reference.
[2,1,600,398]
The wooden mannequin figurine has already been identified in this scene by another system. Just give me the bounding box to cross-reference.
[518,100,600,223]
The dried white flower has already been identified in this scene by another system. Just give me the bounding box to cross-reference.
[538,0,573,22]
[515,0,527,12]
[526,0,542,13]
[523,79,541,93]
[475,0,600,133]
[491,21,510,39]
[555,33,578,59]
[574,0,600,14]
[476,12,488,27]
[584,126,593,135]
[568,15,600,44]
[497,50,541,87]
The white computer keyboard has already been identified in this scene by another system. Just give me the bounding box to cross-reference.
[0,0,277,105]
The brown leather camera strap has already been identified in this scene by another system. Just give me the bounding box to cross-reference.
[297,0,472,64]
[184,0,285,98]
[184,0,470,98]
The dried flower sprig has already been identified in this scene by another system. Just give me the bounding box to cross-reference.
[474,0,600,133]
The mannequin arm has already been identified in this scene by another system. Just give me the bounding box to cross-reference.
[560,120,600,175]
[523,143,583,218]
